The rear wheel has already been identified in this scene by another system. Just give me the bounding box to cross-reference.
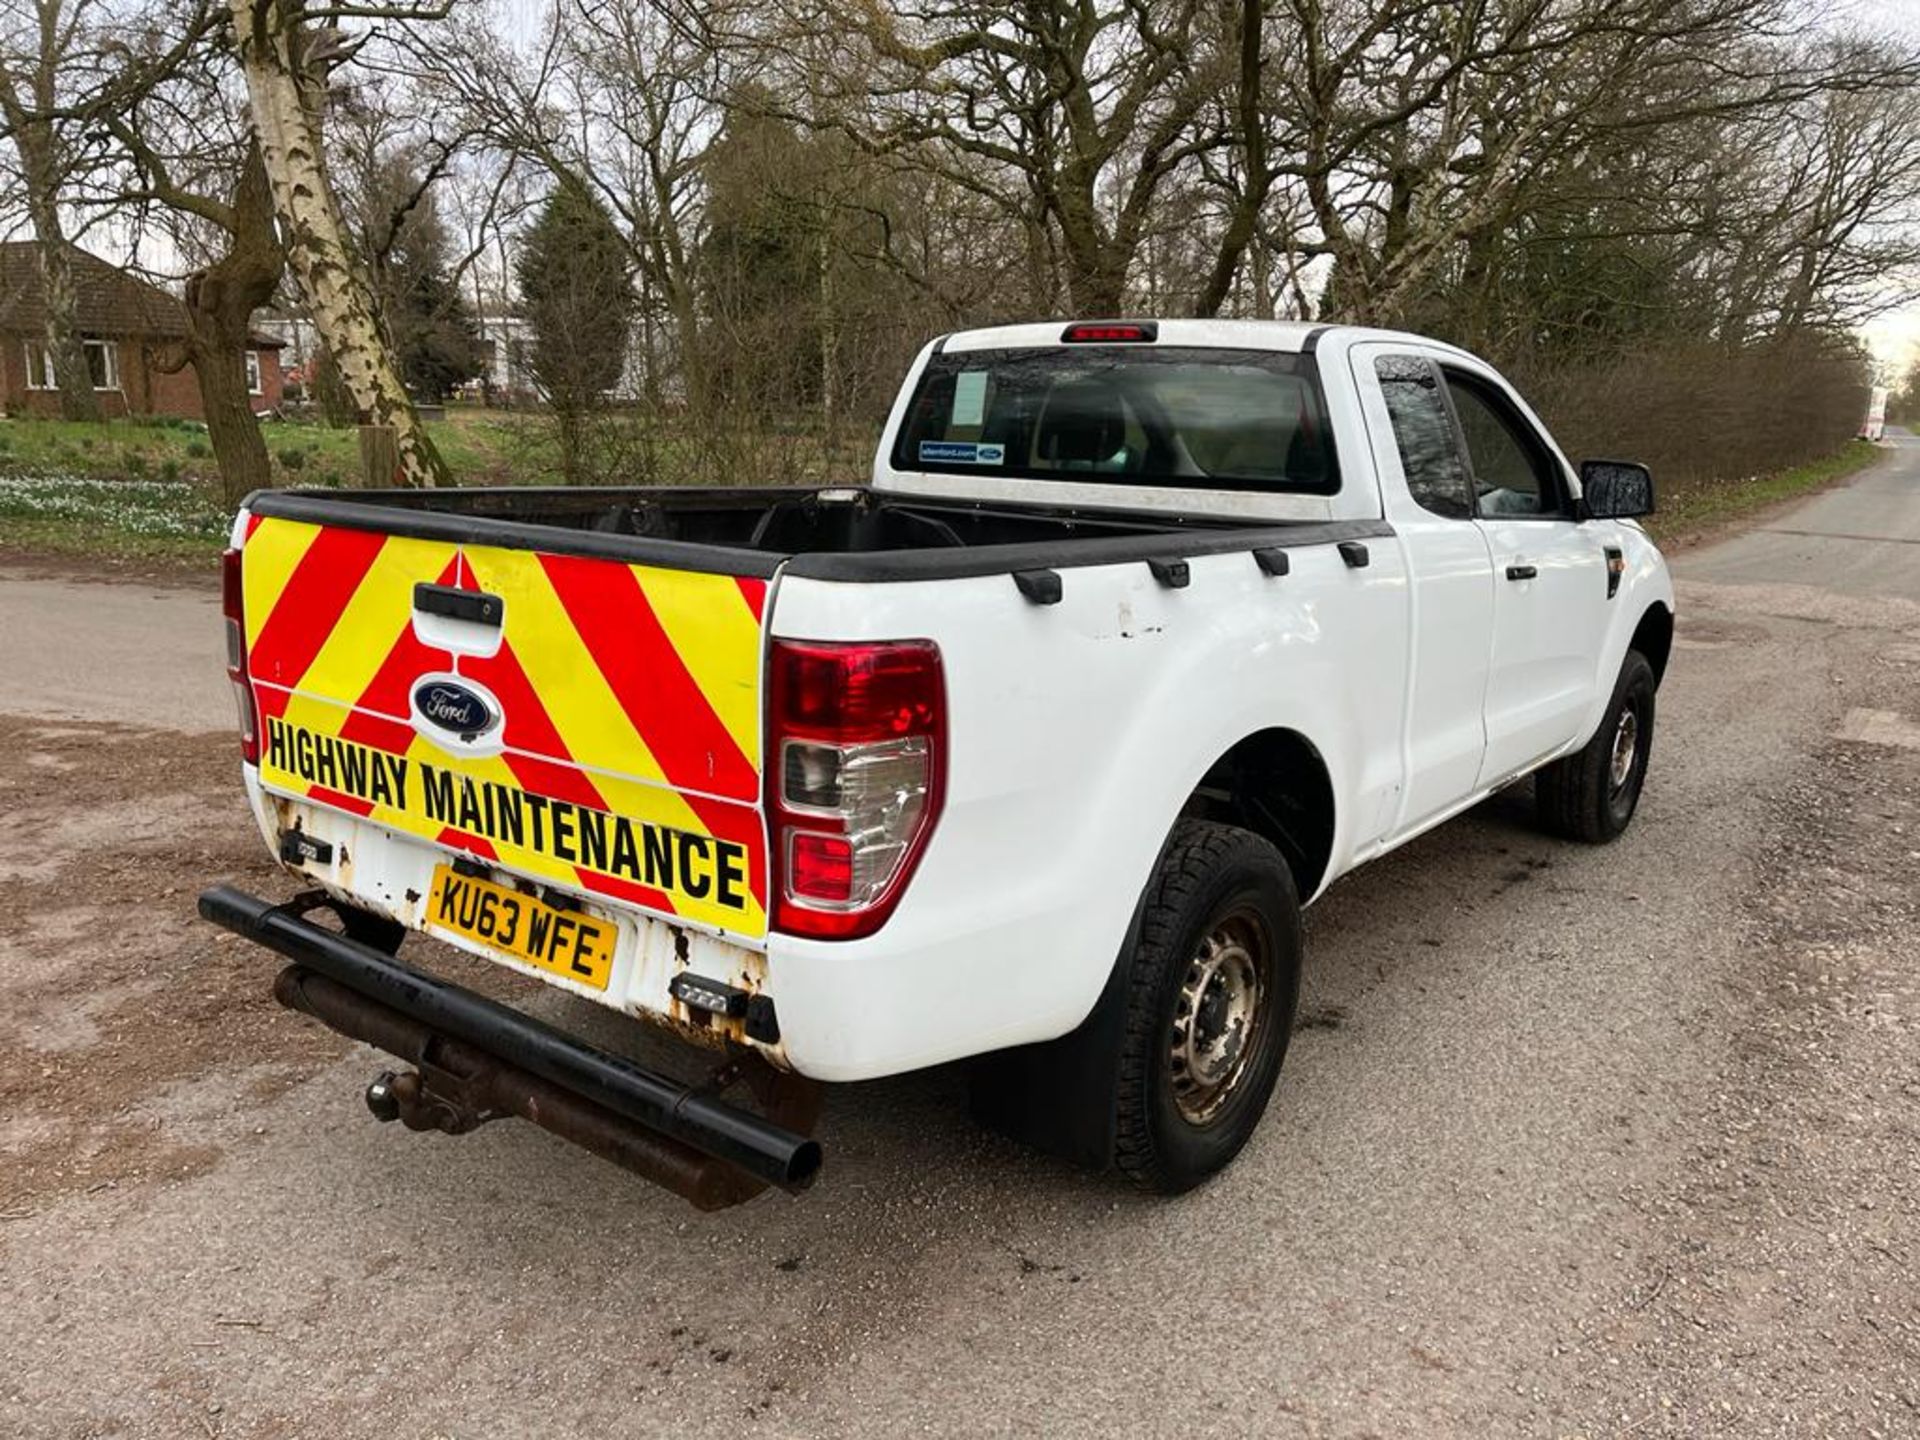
[1535,649,1656,843]
[1113,820,1302,1193]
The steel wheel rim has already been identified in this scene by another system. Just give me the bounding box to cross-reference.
[1609,707,1639,794]
[1169,910,1268,1125]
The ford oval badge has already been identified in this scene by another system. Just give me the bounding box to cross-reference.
[412,677,500,740]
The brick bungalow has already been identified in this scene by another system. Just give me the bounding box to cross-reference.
[0,241,284,419]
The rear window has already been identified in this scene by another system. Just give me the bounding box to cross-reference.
[892,346,1338,494]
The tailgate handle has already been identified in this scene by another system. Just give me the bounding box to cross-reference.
[414,582,503,627]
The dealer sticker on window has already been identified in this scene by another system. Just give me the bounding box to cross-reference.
[919,440,1005,465]
[951,370,988,426]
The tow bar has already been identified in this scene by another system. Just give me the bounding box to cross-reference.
[199,885,822,1210]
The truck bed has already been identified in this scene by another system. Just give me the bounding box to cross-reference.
[245,484,1389,584]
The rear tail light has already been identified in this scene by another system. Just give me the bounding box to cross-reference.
[768,639,945,939]
[222,545,259,763]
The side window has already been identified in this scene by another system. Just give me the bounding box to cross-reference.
[1374,355,1472,519]
[1442,371,1562,517]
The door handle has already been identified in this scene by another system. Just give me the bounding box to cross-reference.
[414,581,503,626]
[1505,564,1538,582]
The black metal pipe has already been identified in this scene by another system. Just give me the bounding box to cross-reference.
[200,884,821,1191]
[274,968,765,1210]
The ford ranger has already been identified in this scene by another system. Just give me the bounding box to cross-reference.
[201,319,1674,1208]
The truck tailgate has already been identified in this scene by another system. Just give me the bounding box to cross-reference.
[240,514,770,941]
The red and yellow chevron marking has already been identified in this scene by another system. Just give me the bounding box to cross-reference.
[243,516,770,939]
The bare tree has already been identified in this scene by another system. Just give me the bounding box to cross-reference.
[107,62,287,506]
[1735,48,1920,338]
[423,0,726,409]
[746,0,1236,316]
[1263,0,1920,327]
[225,0,449,486]
[0,0,105,418]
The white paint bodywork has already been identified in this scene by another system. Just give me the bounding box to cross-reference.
[243,322,1674,1083]
[765,323,1672,1079]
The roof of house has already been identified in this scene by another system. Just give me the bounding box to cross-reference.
[0,241,284,348]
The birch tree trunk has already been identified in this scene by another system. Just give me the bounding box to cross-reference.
[226,0,449,487]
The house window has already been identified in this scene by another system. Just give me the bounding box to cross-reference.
[24,339,119,391]
[245,349,263,395]
[86,340,118,390]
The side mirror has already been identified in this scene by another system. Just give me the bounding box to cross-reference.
[1580,459,1655,519]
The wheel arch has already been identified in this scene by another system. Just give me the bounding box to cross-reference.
[1179,726,1338,903]
[1631,601,1674,686]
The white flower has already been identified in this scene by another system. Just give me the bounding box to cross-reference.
[0,468,226,538]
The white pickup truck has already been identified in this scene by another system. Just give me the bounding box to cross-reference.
[202,319,1674,1207]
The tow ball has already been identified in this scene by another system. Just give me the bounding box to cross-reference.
[363,1069,488,1133]
[359,1061,504,1135]
[365,1071,402,1124]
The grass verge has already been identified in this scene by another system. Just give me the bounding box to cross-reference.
[0,410,557,572]
[0,410,549,492]
[1646,441,1882,544]
[0,470,230,570]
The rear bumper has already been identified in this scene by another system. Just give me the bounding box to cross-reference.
[246,776,780,1062]
[199,884,821,1207]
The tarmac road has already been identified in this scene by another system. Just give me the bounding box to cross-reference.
[0,569,231,731]
[1,442,1916,1438]
[1683,434,1920,601]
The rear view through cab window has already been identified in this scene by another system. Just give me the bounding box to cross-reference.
[895,347,1338,494]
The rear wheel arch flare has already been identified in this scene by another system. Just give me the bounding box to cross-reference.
[1631,602,1674,686]
[1180,728,1336,902]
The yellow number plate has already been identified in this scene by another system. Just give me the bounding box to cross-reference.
[424,865,617,992]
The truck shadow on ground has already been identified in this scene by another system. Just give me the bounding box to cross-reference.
[480,776,1569,1227]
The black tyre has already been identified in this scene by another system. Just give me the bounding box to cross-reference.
[1534,649,1656,844]
[1113,820,1302,1193]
